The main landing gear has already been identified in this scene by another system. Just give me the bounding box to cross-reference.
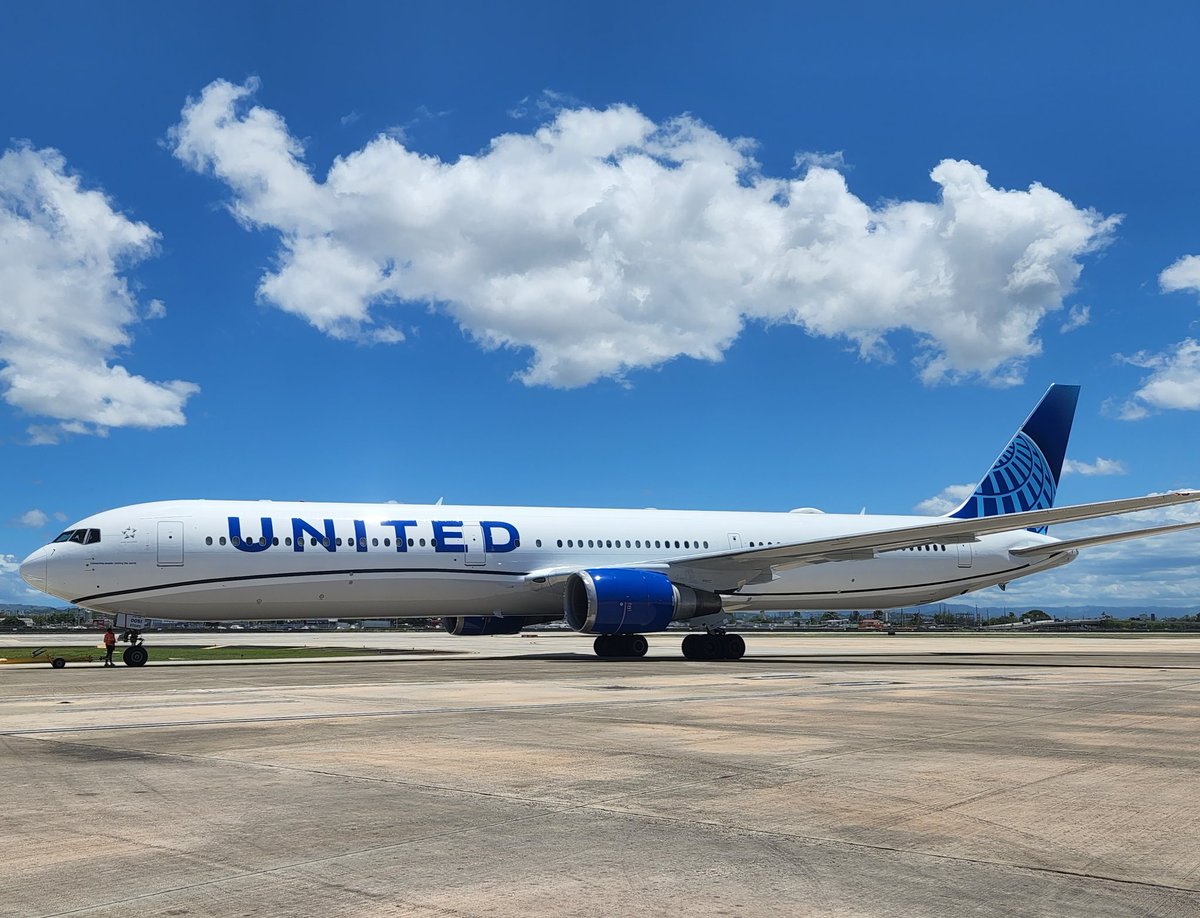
[593,634,649,658]
[119,629,149,667]
[681,630,745,661]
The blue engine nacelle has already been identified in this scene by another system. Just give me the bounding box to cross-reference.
[564,569,723,635]
[442,615,555,636]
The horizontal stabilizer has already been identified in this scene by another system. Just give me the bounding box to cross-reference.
[1011,520,1200,557]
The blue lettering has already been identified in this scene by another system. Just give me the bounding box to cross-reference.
[292,518,336,552]
[382,519,417,551]
[481,520,519,553]
[353,519,367,553]
[433,520,465,553]
[229,516,273,553]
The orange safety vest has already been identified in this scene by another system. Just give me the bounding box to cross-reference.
[104,631,115,647]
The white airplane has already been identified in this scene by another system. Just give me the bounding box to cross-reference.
[19,385,1200,666]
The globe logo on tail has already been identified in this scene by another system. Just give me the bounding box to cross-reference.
[954,431,1056,531]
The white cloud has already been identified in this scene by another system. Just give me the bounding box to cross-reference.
[1059,304,1090,333]
[0,145,199,442]
[1160,255,1200,294]
[794,150,847,172]
[171,78,1118,389]
[915,483,976,515]
[14,509,48,527]
[1117,339,1200,419]
[1061,457,1127,476]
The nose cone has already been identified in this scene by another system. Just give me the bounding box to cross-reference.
[19,547,48,592]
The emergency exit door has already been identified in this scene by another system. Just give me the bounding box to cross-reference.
[158,521,184,566]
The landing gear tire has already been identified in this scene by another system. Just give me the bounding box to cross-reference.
[593,634,648,658]
[51,657,66,669]
[722,633,746,661]
[122,644,148,667]
[682,631,744,661]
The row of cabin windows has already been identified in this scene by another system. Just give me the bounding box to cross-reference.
[903,544,947,552]
[556,539,710,550]
[203,534,711,551]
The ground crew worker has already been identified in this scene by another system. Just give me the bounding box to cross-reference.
[103,627,116,667]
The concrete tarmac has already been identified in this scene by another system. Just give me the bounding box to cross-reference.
[2,632,1199,917]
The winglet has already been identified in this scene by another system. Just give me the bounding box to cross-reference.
[950,384,1081,522]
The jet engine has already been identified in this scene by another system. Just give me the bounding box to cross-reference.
[564,569,722,634]
[441,615,557,636]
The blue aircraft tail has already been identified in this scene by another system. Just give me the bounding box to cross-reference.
[948,384,1080,529]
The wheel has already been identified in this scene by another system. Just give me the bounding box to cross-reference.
[593,635,613,657]
[123,645,149,667]
[51,657,66,669]
[627,635,649,658]
[682,633,719,661]
[721,634,745,661]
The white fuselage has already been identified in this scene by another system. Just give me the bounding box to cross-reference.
[21,500,1074,622]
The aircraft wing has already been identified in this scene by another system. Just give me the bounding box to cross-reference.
[522,490,1200,593]
[662,490,1200,592]
[1009,520,1200,558]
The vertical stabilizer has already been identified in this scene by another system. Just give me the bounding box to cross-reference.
[949,384,1081,525]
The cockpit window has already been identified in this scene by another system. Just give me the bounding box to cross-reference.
[54,528,101,544]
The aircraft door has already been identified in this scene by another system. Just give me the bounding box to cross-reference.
[157,521,184,567]
[957,543,973,569]
[463,523,486,566]
[728,533,743,551]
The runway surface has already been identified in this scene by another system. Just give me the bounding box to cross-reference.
[2,632,1199,917]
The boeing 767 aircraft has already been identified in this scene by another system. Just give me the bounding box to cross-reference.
[19,385,1200,665]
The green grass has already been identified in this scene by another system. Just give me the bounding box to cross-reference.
[0,645,458,663]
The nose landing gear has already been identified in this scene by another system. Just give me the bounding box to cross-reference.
[119,629,149,667]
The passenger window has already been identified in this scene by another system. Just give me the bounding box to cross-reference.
[322,538,330,547]
[220,536,227,545]
[606,540,612,548]
[372,538,379,547]
[232,536,241,546]
[285,537,292,546]
[703,541,709,548]
[536,539,543,547]
[206,536,213,546]
[557,540,563,548]
[420,538,426,547]
[336,538,343,546]
[272,537,279,546]
[625,540,631,548]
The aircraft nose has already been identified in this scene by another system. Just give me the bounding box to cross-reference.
[19,547,48,591]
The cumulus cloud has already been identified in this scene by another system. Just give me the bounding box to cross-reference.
[14,509,48,527]
[915,483,976,515]
[0,145,199,442]
[1117,339,1200,419]
[1062,457,1127,476]
[1160,255,1200,294]
[171,78,1117,388]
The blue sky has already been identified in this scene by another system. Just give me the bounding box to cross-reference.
[3,1,1199,608]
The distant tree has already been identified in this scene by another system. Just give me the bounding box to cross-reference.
[820,611,840,621]
[933,611,957,626]
[1020,610,1052,623]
